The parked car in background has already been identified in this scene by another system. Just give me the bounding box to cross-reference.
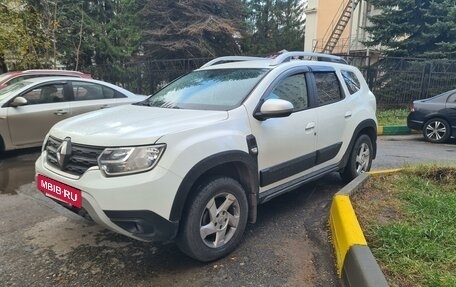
[0,77,143,152]
[0,70,92,90]
[407,89,456,143]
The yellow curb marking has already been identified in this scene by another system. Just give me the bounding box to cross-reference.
[329,194,367,276]
[377,126,384,135]
[368,168,403,175]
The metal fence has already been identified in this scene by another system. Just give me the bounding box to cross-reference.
[342,55,456,107]
[90,55,456,107]
[88,58,211,95]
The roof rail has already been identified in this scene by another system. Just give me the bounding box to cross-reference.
[269,51,348,65]
[201,56,266,68]
[23,69,84,73]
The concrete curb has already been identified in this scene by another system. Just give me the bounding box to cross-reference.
[329,173,389,287]
[377,125,422,136]
[377,125,414,135]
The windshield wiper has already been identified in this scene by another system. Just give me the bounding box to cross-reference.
[134,101,181,109]
[133,101,151,106]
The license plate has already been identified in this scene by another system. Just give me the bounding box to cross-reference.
[37,174,82,208]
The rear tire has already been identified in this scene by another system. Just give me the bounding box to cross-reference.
[177,177,248,262]
[423,118,450,143]
[341,134,373,183]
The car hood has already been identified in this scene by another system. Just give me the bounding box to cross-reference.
[50,105,228,146]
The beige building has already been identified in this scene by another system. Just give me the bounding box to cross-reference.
[304,0,381,54]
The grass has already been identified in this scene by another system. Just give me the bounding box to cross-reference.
[352,165,456,287]
[376,108,409,126]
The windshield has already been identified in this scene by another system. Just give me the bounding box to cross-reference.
[0,81,30,101]
[144,68,269,110]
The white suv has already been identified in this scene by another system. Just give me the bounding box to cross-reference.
[35,52,377,262]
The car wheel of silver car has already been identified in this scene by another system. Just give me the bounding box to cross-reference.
[177,177,248,262]
[341,134,373,183]
[423,118,450,143]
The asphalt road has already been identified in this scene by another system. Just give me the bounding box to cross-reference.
[0,135,454,287]
[372,134,456,169]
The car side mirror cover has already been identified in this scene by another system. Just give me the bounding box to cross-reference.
[254,99,294,121]
[10,96,28,107]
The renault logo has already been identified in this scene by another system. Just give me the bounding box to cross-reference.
[56,137,72,168]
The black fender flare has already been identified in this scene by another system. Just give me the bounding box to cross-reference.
[169,150,259,223]
[339,119,377,170]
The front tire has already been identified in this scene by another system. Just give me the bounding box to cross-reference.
[177,177,248,262]
[423,118,450,143]
[341,134,373,182]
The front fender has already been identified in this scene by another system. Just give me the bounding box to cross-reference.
[169,150,259,222]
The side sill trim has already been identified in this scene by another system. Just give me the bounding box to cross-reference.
[259,163,339,204]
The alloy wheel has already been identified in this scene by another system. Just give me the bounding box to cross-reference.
[199,192,241,248]
[355,143,370,174]
[425,121,447,141]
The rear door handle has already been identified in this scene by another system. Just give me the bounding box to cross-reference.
[344,111,352,119]
[54,110,68,116]
[100,105,110,109]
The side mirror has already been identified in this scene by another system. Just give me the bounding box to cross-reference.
[254,99,294,121]
[10,97,28,107]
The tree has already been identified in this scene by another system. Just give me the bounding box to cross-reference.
[24,0,60,67]
[242,0,304,55]
[366,0,456,58]
[138,0,244,58]
[56,0,141,70]
[0,0,52,70]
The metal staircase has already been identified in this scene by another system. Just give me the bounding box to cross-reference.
[322,0,360,53]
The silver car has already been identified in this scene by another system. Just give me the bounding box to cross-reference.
[0,77,144,152]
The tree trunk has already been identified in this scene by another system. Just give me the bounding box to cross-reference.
[0,55,7,73]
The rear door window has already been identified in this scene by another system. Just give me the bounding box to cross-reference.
[314,72,343,106]
[102,86,126,98]
[72,82,104,101]
[72,82,126,100]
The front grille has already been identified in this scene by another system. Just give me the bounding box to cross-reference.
[46,136,104,176]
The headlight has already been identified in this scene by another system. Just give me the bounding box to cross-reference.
[98,144,166,176]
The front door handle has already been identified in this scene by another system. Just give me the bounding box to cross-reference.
[344,111,352,119]
[54,110,68,116]
[305,122,316,131]
[100,105,110,109]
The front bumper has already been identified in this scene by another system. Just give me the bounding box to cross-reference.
[103,210,178,241]
[35,153,182,242]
